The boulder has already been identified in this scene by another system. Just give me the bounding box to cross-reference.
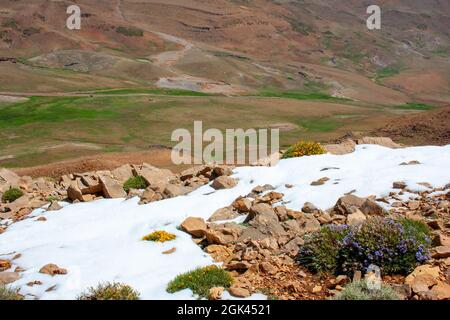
[357,137,402,148]
[232,197,252,213]
[405,265,440,285]
[5,195,30,213]
[211,176,237,190]
[47,201,62,211]
[360,199,385,215]
[180,217,207,238]
[208,207,239,222]
[411,274,438,293]
[139,188,163,204]
[111,164,134,184]
[0,259,11,272]
[426,282,450,300]
[204,245,233,263]
[0,168,20,186]
[346,209,367,225]
[432,246,450,259]
[163,184,192,197]
[39,264,67,276]
[246,203,276,222]
[311,177,329,186]
[0,272,20,285]
[99,175,126,199]
[302,202,318,214]
[133,164,175,190]
[67,184,83,202]
[323,139,356,155]
[393,181,407,189]
[333,194,366,215]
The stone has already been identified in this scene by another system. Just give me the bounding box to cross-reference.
[232,197,252,213]
[393,181,407,189]
[391,284,412,300]
[405,265,440,285]
[432,246,450,259]
[133,164,175,190]
[246,203,276,221]
[407,200,420,210]
[304,216,321,233]
[274,205,289,221]
[252,185,274,194]
[0,272,20,285]
[5,195,30,213]
[39,264,67,276]
[229,286,250,298]
[426,282,450,300]
[0,168,20,186]
[335,275,349,286]
[211,176,237,190]
[162,247,176,255]
[47,201,62,211]
[205,245,233,263]
[139,188,163,204]
[435,234,450,247]
[209,287,224,300]
[353,270,362,282]
[323,139,356,155]
[111,164,134,184]
[360,199,385,215]
[357,137,401,149]
[67,184,83,202]
[334,194,366,215]
[163,184,192,197]
[0,259,11,272]
[36,216,47,222]
[99,175,126,199]
[411,274,438,293]
[259,262,278,275]
[400,160,421,166]
[302,202,318,213]
[180,217,207,238]
[311,177,329,186]
[346,209,367,225]
[208,207,239,222]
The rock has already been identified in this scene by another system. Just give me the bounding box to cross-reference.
[133,164,175,190]
[208,207,239,222]
[0,226,5,234]
[229,286,250,298]
[274,206,289,221]
[432,246,450,259]
[353,270,362,282]
[139,188,163,204]
[179,166,208,181]
[311,177,329,186]
[47,201,62,211]
[304,216,321,233]
[205,245,233,263]
[302,202,318,213]
[180,217,207,238]
[67,184,83,202]
[163,184,192,197]
[391,284,412,300]
[357,137,401,149]
[246,203,276,221]
[209,287,224,300]
[360,199,385,215]
[36,216,47,222]
[111,164,134,184]
[411,274,438,293]
[162,247,176,255]
[99,175,126,199]
[407,200,420,210]
[434,234,450,247]
[232,197,252,213]
[0,168,20,186]
[346,209,367,225]
[393,181,407,189]
[426,282,450,300]
[212,166,233,178]
[0,272,20,285]
[406,265,440,285]
[312,285,322,293]
[336,275,349,286]
[323,139,356,155]
[211,176,237,190]
[39,264,67,276]
[334,194,366,215]
[0,259,11,272]
[400,160,421,166]
[252,184,274,194]
[5,195,30,213]
[259,262,278,275]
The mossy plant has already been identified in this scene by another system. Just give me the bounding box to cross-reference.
[142,230,176,243]
[1,187,24,203]
[77,282,140,300]
[167,265,233,299]
[282,141,326,159]
[333,281,400,300]
[0,285,23,300]
[123,176,148,192]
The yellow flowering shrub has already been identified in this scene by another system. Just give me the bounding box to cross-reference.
[282,141,326,159]
[142,230,176,242]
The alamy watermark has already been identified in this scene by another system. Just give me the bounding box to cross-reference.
[66,5,81,30]
[171,121,280,166]
[367,5,381,30]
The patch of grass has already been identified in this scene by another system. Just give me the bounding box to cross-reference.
[90,88,211,96]
[258,90,349,102]
[142,230,176,243]
[77,282,140,300]
[376,65,402,79]
[282,141,326,159]
[46,195,59,202]
[116,26,144,37]
[2,187,24,203]
[167,265,233,299]
[298,118,343,132]
[123,176,148,192]
[392,102,435,111]
[333,281,400,300]
[0,285,23,300]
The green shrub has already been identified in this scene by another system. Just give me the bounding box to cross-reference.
[77,282,140,300]
[282,141,326,159]
[297,217,431,275]
[167,265,233,299]
[123,176,148,192]
[1,187,24,203]
[0,285,23,300]
[333,281,400,300]
[116,26,144,37]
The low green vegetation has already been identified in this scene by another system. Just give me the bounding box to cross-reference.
[0,285,23,300]
[298,118,343,132]
[167,265,233,299]
[333,281,400,300]
[91,88,211,96]
[2,188,24,203]
[393,102,435,111]
[282,141,326,159]
[258,90,349,102]
[123,176,148,192]
[376,65,402,79]
[77,282,140,300]
[116,26,144,37]
[297,217,431,275]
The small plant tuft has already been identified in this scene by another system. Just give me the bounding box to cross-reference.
[77,282,140,300]
[0,285,23,300]
[167,265,233,299]
[282,141,326,159]
[1,187,24,203]
[142,230,176,242]
[333,281,400,300]
[123,176,148,192]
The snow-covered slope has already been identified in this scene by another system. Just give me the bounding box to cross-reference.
[1,145,450,300]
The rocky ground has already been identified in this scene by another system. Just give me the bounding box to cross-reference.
[1,136,449,300]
